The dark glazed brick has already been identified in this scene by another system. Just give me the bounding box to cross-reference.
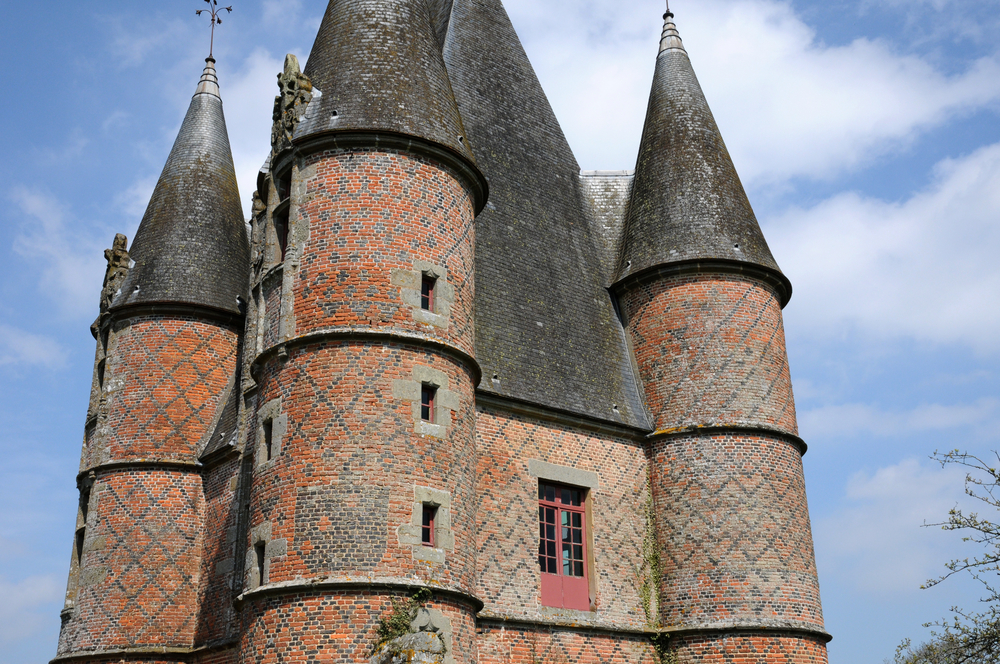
[295,485,390,573]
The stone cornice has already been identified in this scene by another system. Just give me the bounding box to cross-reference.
[648,424,808,455]
[475,391,650,442]
[251,328,481,386]
[272,130,489,215]
[612,259,793,309]
[235,577,484,613]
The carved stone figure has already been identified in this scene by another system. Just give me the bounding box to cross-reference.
[271,54,313,156]
[91,234,130,336]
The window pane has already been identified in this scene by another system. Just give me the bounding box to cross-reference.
[546,486,555,502]
[561,488,571,505]
[572,512,581,528]
[574,561,584,577]
[574,544,583,560]
[561,511,570,527]
[573,529,581,544]
[546,524,555,540]
[538,484,544,500]
[539,555,546,571]
[570,490,581,506]
[548,558,557,574]
[547,541,556,557]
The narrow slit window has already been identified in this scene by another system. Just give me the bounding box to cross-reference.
[421,504,437,547]
[255,542,266,586]
[420,275,436,311]
[263,419,274,462]
[75,528,85,565]
[274,212,289,261]
[421,385,436,423]
[96,360,106,391]
[276,175,291,202]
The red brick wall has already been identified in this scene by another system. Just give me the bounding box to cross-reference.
[650,432,824,630]
[617,274,797,435]
[668,632,829,663]
[59,468,205,653]
[288,148,476,356]
[239,592,476,664]
[475,406,651,629]
[196,455,242,644]
[99,315,240,462]
[477,624,657,664]
[250,344,477,589]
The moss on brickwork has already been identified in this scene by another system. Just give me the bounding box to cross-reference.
[369,588,435,657]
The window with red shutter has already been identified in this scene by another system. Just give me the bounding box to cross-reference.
[538,482,590,610]
[422,505,437,547]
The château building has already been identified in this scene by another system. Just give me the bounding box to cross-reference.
[54,1,830,662]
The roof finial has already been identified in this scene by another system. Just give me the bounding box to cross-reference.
[196,0,233,59]
[659,2,685,54]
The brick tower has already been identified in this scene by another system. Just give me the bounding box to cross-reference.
[239,0,487,660]
[53,3,829,664]
[56,57,250,659]
[613,9,828,662]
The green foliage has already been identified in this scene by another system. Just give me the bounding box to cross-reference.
[894,450,1000,664]
[636,485,662,629]
[369,587,434,657]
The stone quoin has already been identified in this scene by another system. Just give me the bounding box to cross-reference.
[54,1,830,663]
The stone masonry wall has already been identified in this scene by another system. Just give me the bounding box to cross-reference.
[617,274,797,435]
[475,406,651,630]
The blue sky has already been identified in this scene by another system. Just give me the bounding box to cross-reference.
[1,1,998,662]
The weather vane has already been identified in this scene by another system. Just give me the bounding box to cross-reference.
[196,0,233,59]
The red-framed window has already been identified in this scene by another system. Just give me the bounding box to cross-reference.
[538,482,590,610]
[421,274,436,311]
[422,504,437,547]
[420,385,436,422]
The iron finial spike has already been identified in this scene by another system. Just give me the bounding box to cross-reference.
[665,0,673,19]
[196,0,233,59]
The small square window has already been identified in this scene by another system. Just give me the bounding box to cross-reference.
[421,505,437,547]
[421,275,437,311]
[420,385,436,423]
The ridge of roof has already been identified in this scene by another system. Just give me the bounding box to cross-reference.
[295,0,475,164]
[444,0,649,429]
[112,58,250,316]
[615,10,786,295]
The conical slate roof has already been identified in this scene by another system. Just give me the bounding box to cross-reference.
[113,58,250,316]
[295,0,475,164]
[443,0,649,428]
[616,11,786,296]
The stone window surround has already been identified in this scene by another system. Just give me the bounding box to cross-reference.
[256,397,287,468]
[245,521,287,590]
[392,365,459,438]
[390,260,455,329]
[397,485,454,564]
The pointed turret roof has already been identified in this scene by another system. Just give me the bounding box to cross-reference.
[294,0,475,165]
[112,58,250,317]
[616,9,789,302]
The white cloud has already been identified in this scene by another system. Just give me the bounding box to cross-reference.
[801,398,1000,441]
[0,575,63,643]
[772,141,1000,352]
[0,326,68,370]
[219,48,290,217]
[815,459,970,594]
[11,188,109,320]
[506,0,1000,185]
